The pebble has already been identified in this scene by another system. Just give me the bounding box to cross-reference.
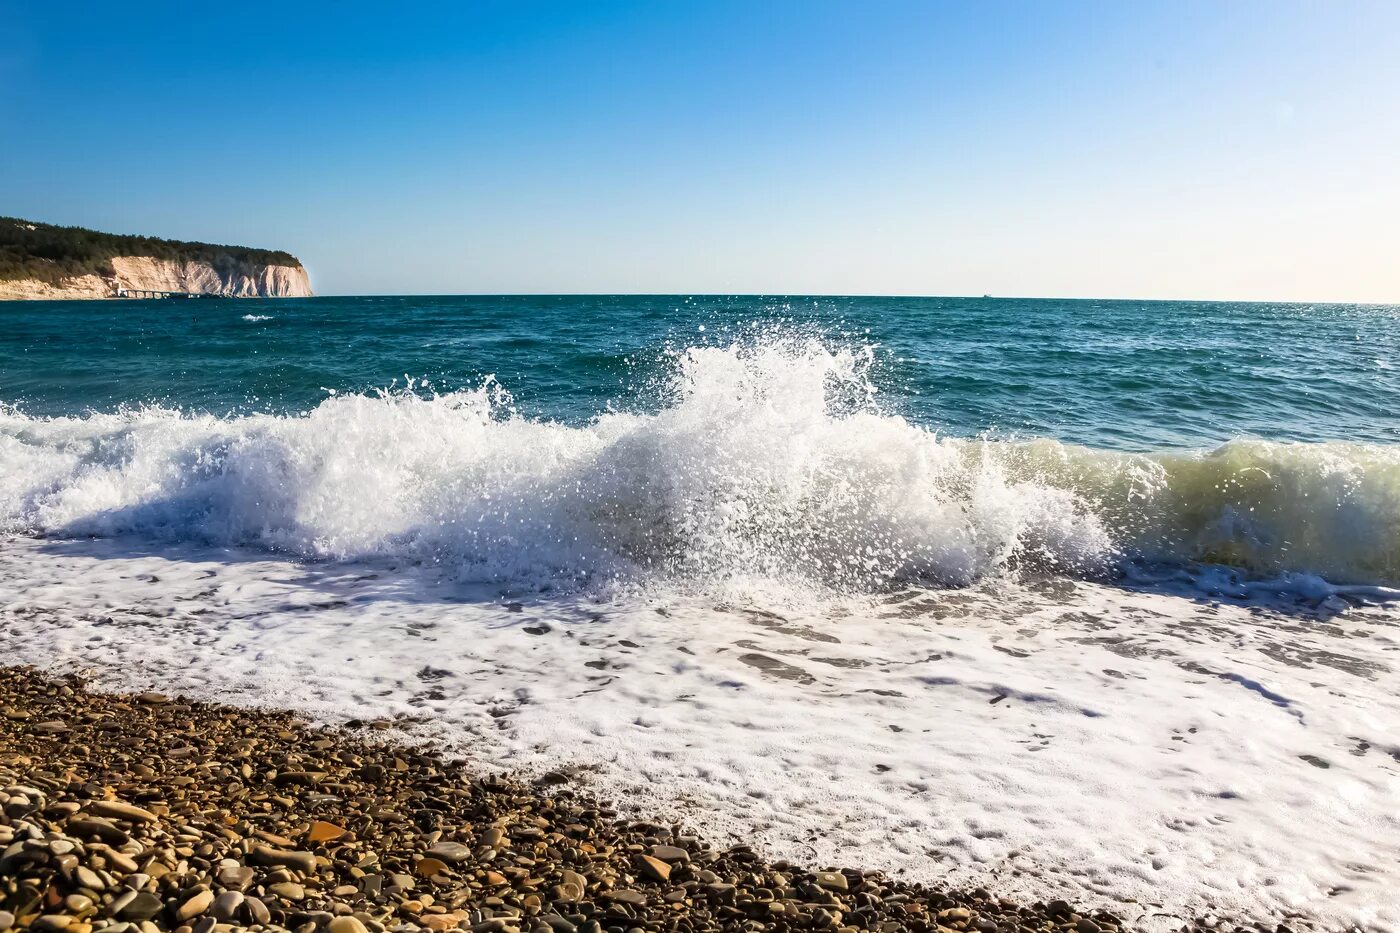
[249,844,316,874]
[648,845,689,863]
[416,856,449,878]
[174,890,213,923]
[605,890,647,907]
[209,891,243,922]
[63,895,93,914]
[74,866,105,891]
[328,917,370,933]
[117,893,163,922]
[244,897,271,926]
[88,801,157,824]
[215,864,252,890]
[309,820,347,842]
[636,855,670,882]
[269,882,306,902]
[427,841,473,863]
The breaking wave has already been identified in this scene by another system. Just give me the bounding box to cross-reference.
[2,338,1398,591]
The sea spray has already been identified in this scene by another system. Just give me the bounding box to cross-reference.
[2,337,1398,589]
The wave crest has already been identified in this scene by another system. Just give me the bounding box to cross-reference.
[2,338,1397,589]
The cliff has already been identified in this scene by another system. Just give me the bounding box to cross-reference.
[0,217,312,300]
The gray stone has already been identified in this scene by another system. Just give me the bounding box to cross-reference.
[108,890,139,917]
[270,881,306,901]
[250,845,317,875]
[211,891,245,921]
[118,893,163,922]
[217,864,254,891]
[427,841,473,863]
[74,866,105,891]
[605,890,646,907]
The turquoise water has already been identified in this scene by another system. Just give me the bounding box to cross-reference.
[3,295,1399,588]
[4,295,1398,450]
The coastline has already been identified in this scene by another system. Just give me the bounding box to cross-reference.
[0,666,1136,933]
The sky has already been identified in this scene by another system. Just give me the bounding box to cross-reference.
[1,0,1398,301]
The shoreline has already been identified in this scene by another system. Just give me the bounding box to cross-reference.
[0,666,1147,933]
[3,529,1390,931]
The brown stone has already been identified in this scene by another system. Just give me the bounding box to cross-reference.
[327,917,370,933]
[88,800,157,824]
[175,890,213,923]
[637,855,671,883]
[308,820,347,843]
[421,913,466,932]
[416,857,449,878]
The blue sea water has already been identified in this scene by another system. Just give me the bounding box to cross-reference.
[2,295,1399,588]
[5,295,1398,449]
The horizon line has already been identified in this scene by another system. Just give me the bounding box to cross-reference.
[304,291,1400,306]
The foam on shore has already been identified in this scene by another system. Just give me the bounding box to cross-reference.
[1,536,1397,931]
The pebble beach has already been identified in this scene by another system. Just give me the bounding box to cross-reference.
[0,667,1147,933]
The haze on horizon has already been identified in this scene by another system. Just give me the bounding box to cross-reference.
[2,0,1397,303]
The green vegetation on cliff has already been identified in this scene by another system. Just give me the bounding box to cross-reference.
[0,217,302,285]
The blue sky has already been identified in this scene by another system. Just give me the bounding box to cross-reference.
[2,0,1397,300]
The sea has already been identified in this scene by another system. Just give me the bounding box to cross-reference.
[2,295,1398,930]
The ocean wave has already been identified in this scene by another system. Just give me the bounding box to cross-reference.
[2,338,1397,590]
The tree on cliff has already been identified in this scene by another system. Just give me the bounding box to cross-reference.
[0,217,302,286]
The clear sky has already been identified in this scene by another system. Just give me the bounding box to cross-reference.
[2,0,1397,301]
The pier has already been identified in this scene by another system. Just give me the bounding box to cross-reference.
[115,287,219,299]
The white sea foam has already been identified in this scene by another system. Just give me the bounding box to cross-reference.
[1,538,1396,931]
[241,313,273,321]
[1,337,1398,591]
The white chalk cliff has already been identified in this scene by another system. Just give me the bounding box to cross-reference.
[0,256,313,300]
